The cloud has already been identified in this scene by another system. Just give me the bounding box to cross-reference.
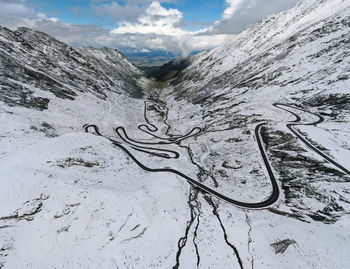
[108,1,230,56]
[0,0,304,57]
[223,0,245,19]
[111,2,184,35]
[91,0,176,23]
[0,0,36,28]
[0,0,223,56]
[208,0,303,34]
[92,1,144,22]
[140,48,150,53]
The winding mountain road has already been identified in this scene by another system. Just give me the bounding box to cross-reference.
[84,101,349,209]
[274,103,350,176]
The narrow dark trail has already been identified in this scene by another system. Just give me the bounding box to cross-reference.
[84,101,280,209]
[138,101,202,143]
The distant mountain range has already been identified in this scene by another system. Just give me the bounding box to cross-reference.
[122,49,203,67]
[122,50,178,66]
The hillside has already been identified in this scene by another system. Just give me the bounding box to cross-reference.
[160,0,350,223]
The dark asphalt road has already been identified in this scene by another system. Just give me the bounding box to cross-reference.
[84,101,349,208]
[84,101,279,209]
[274,103,350,176]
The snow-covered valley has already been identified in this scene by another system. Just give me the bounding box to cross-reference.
[1,0,350,268]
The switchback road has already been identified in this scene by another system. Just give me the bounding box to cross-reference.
[84,101,349,209]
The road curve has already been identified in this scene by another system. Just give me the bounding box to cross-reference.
[84,124,279,208]
[274,103,350,176]
[138,101,202,143]
[84,101,280,209]
[84,101,350,208]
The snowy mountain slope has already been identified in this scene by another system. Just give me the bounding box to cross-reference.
[171,0,350,96]
[160,0,350,220]
[0,26,167,268]
[1,0,350,268]
[0,26,144,111]
[152,0,350,267]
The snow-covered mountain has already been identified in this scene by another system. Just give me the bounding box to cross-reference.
[161,0,350,221]
[0,26,144,109]
[1,0,350,268]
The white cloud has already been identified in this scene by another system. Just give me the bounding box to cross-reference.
[109,1,231,56]
[91,0,176,23]
[140,48,150,53]
[112,2,184,36]
[92,1,143,22]
[145,37,167,50]
[0,0,36,28]
[0,0,304,57]
[207,0,303,34]
[223,0,244,19]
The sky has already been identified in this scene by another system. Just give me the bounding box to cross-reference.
[0,0,303,56]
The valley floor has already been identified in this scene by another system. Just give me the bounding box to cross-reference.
[1,80,350,269]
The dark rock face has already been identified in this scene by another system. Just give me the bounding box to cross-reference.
[0,26,144,110]
[0,81,49,110]
[271,239,296,254]
[261,126,349,224]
